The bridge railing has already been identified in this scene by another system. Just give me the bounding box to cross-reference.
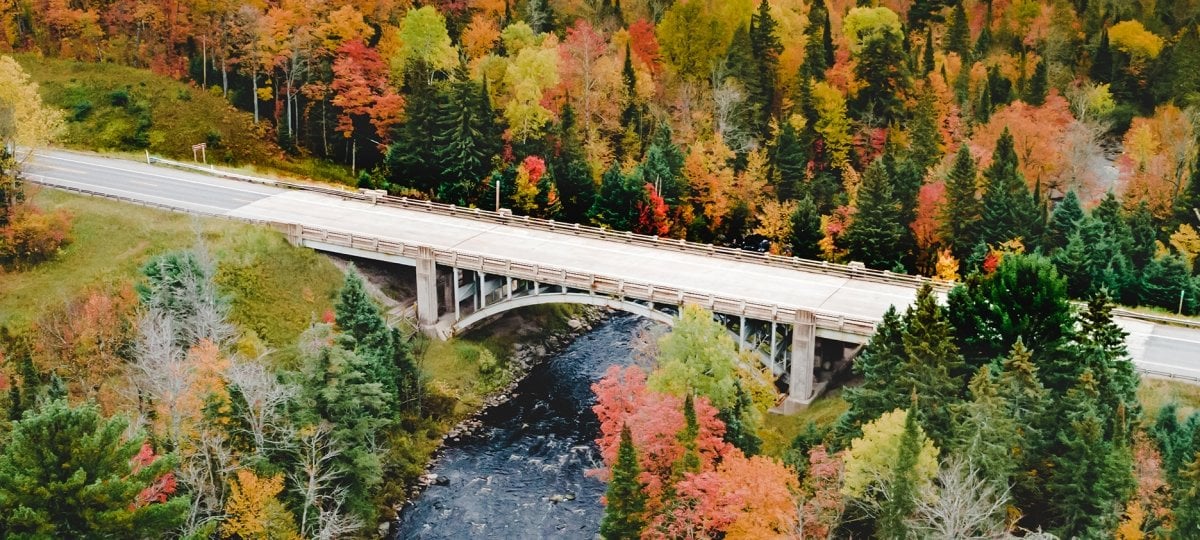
[289,222,880,335]
[145,154,948,293]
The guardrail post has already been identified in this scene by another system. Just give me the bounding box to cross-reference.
[784,310,817,413]
[416,246,440,337]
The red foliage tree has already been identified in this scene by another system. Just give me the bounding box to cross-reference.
[635,183,671,237]
[331,39,403,144]
[591,365,732,503]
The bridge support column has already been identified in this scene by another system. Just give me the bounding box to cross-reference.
[784,310,816,413]
[416,246,439,337]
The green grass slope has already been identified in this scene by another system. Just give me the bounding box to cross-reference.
[0,188,343,348]
[15,55,281,166]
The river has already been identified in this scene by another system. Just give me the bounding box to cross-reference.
[393,316,655,539]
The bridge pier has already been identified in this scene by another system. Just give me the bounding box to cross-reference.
[416,246,439,336]
[784,310,816,413]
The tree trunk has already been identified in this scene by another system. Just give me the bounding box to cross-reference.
[251,72,259,124]
[201,37,207,88]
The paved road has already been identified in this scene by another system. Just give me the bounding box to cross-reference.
[23,149,1200,381]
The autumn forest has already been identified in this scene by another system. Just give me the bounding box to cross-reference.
[4,0,1200,538]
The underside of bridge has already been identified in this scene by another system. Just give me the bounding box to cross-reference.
[407,246,860,411]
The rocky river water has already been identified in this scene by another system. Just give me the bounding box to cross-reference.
[392,315,654,539]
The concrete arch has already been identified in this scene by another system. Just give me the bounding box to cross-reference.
[451,292,677,336]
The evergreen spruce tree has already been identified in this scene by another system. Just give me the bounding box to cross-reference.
[803,1,833,75]
[641,124,686,207]
[749,0,782,135]
[0,400,189,536]
[940,144,982,262]
[1044,190,1084,252]
[1175,452,1200,537]
[552,105,597,223]
[852,17,911,123]
[909,89,942,172]
[1127,201,1157,270]
[590,165,644,231]
[945,1,971,59]
[436,78,494,205]
[836,307,908,443]
[973,13,993,58]
[1090,29,1113,84]
[386,60,444,193]
[921,26,935,75]
[1076,290,1140,440]
[600,425,647,539]
[774,121,807,201]
[790,195,823,259]
[1026,58,1049,106]
[898,284,966,446]
[996,340,1050,511]
[891,157,924,271]
[979,129,1041,247]
[975,83,993,123]
[335,268,409,412]
[724,24,762,148]
[718,381,762,455]
[1045,372,1134,537]
[953,367,1020,488]
[844,159,904,269]
[674,394,702,479]
[618,43,644,160]
[876,406,923,539]
[986,65,1013,107]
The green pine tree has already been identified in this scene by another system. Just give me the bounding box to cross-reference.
[1044,190,1084,252]
[921,26,935,76]
[590,165,645,231]
[899,284,967,446]
[836,306,908,444]
[552,104,597,223]
[1026,58,1049,106]
[386,59,444,193]
[1175,452,1200,537]
[945,1,971,59]
[844,159,904,269]
[803,1,833,75]
[750,0,782,124]
[1044,372,1134,537]
[1076,290,1140,441]
[600,424,647,539]
[979,129,1041,247]
[790,195,823,259]
[909,89,942,172]
[940,144,982,262]
[876,405,923,539]
[948,254,1075,375]
[0,400,189,537]
[952,367,1020,488]
[774,121,807,201]
[1090,29,1113,84]
[436,78,496,205]
[718,380,762,455]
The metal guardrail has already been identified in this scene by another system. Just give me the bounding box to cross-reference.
[1136,367,1200,383]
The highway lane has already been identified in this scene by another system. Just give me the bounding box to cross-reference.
[21,148,1200,380]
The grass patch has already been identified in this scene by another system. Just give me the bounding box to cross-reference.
[760,389,848,459]
[0,189,342,343]
[1138,377,1200,423]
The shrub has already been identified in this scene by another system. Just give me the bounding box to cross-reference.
[0,205,73,268]
[108,88,130,107]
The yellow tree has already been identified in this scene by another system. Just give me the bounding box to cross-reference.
[683,136,736,236]
[842,408,939,499]
[222,469,301,540]
[0,55,64,167]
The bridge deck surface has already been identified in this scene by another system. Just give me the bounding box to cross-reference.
[22,149,1200,381]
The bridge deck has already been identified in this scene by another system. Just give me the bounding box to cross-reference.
[225,190,918,324]
[23,149,1200,381]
